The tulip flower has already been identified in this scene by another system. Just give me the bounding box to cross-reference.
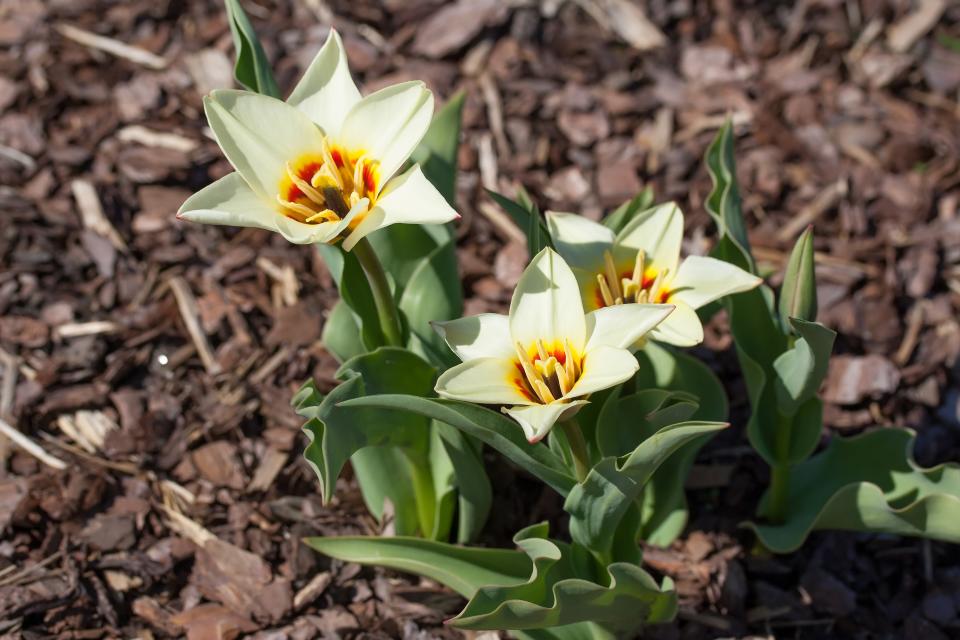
[177,30,457,249]
[433,248,674,443]
[546,203,762,347]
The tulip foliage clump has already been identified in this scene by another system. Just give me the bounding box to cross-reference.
[179,4,960,637]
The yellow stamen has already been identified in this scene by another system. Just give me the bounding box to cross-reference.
[276,195,318,220]
[533,379,556,403]
[554,361,571,395]
[515,342,541,394]
[632,250,645,287]
[597,273,615,307]
[304,209,339,223]
[536,339,549,361]
[603,251,622,300]
[564,339,579,381]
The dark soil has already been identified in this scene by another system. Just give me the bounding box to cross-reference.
[2,0,960,638]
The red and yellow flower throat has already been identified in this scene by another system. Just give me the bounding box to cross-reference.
[510,339,583,404]
[276,139,380,226]
[593,249,671,309]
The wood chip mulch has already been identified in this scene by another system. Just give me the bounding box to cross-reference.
[2,1,960,638]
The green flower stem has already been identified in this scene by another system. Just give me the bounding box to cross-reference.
[352,236,404,347]
[767,334,797,525]
[560,418,591,482]
[404,448,436,538]
[768,412,793,524]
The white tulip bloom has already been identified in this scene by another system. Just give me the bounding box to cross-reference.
[546,203,762,347]
[433,248,674,443]
[177,30,458,249]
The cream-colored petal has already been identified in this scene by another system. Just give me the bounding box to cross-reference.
[568,345,638,398]
[545,210,614,271]
[432,314,514,362]
[510,248,587,352]
[504,400,589,444]
[583,303,674,352]
[669,255,763,310]
[338,81,433,184]
[340,164,457,251]
[178,172,343,245]
[287,29,361,136]
[177,172,277,232]
[616,202,684,275]
[648,300,704,347]
[204,90,327,200]
[435,357,536,406]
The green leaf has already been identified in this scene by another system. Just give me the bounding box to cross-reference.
[305,534,532,597]
[434,422,492,543]
[565,421,728,562]
[595,389,699,458]
[745,428,960,553]
[601,186,655,234]
[368,224,442,289]
[295,348,436,504]
[772,319,836,417]
[321,300,365,363]
[308,523,677,635]
[409,91,465,207]
[778,226,818,330]
[399,240,463,367]
[340,395,576,497]
[488,189,552,256]
[350,447,421,536]
[223,0,280,97]
[704,119,754,272]
[632,342,730,545]
[453,524,677,632]
[317,244,390,350]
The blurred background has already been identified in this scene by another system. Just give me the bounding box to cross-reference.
[1,0,960,637]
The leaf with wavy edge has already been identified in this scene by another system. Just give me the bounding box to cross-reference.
[634,342,729,545]
[340,395,576,496]
[704,119,753,272]
[772,318,835,417]
[306,522,677,634]
[745,427,960,553]
[565,421,728,562]
[295,348,436,505]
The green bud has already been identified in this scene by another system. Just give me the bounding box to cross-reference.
[779,226,817,331]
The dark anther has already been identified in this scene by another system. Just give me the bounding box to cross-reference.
[322,187,350,218]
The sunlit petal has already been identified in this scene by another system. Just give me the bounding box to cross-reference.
[648,300,704,347]
[204,91,327,200]
[177,172,276,232]
[568,346,638,398]
[287,29,361,136]
[339,81,433,184]
[545,210,614,271]
[341,164,457,251]
[616,202,684,275]
[435,357,537,406]
[669,255,763,310]
[504,400,589,444]
[584,303,674,351]
[432,314,514,362]
[510,248,586,352]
